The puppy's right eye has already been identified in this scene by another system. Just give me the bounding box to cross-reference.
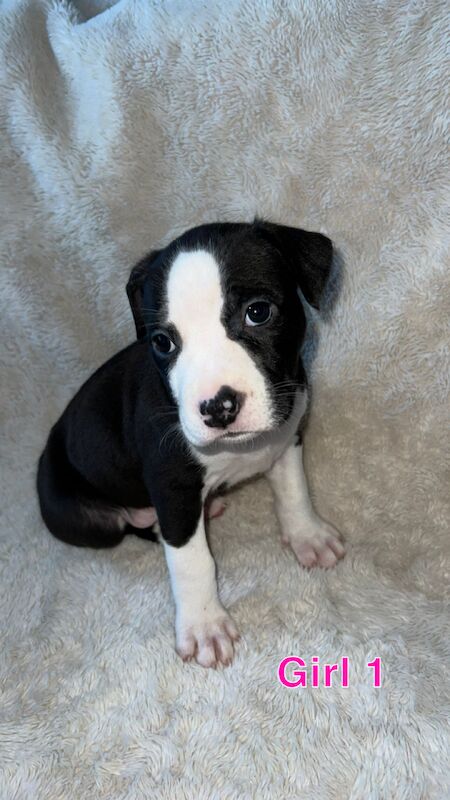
[245,300,273,327]
[151,330,176,356]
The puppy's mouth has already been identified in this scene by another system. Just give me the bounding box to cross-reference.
[220,430,252,438]
[218,428,271,442]
[219,431,255,442]
[189,428,265,452]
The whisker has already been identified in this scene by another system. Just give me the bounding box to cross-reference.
[147,409,179,424]
[171,427,190,455]
[159,422,180,454]
[272,380,302,390]
[273,390,302,398]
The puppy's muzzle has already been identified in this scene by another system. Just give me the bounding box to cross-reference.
[199,385,245,429]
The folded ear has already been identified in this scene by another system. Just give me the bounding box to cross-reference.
[256,221,333,309]
[126,250,162,340]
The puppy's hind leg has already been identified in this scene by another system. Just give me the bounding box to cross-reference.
[121,507,158,529]
[121,506,160,542]
[37,432,126,548]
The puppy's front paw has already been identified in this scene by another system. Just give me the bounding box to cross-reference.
[282,518,345,569]
[175,604,240,668]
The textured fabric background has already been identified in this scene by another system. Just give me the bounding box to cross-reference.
[1,1,449,797]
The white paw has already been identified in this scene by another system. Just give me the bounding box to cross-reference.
[175,604,240,668]
[282,518,345,569]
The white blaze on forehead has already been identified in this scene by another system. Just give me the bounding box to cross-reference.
[166,250,223,351]
[165,249,273,445]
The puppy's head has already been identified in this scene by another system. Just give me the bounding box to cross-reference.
[127,221,332,448]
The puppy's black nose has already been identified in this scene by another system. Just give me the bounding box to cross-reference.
[199,386,244,429]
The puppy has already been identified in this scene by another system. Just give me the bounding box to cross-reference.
[37,220,345,668]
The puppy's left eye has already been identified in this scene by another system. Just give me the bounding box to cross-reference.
[151,330,176,356]
[245,301,273,327]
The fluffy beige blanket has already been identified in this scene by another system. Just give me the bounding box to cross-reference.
[1,1,449,797]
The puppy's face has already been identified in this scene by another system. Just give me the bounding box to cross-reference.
[127,222,332,448]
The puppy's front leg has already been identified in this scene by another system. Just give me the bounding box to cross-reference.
[267,443,345,568]
[163,512,239,668]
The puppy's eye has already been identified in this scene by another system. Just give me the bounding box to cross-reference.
[245,301,273,327]
[151,330,176,355]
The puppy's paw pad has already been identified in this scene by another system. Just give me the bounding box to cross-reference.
[176,608,239,668]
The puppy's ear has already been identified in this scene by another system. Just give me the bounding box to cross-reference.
[126,250,162,340]
[256,221,333,309]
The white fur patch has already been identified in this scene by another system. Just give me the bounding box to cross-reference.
[163,517,239,667]
[267,443,345,568]
[166,250,273,447]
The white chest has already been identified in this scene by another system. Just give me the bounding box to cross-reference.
[200,441,282,492]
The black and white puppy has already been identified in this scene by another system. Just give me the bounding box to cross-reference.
[37,220,345,668]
